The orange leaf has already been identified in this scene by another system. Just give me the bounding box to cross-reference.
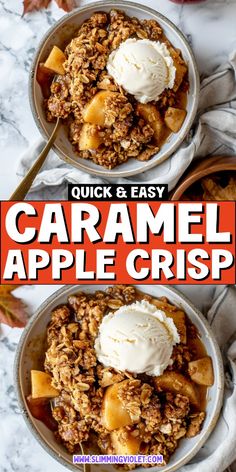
[55,0,76,12]
[23,0,51,14]
[0,286,28,328]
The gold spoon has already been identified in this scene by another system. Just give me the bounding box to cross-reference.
[79,441,90,472]
[9,117,60,201]
[49,399,89,472]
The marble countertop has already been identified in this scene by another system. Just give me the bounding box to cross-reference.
[1,283,217,472]
[0,0,236,199]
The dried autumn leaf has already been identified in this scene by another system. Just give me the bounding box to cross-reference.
[23,0,51,15]
[55,0,77,12]
[0,286,28,328]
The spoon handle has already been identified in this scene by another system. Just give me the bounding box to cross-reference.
[9,118,60,201]
[80,441,90,472]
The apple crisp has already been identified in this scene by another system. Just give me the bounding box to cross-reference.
[28,286,214,468]
[41,9,189,169]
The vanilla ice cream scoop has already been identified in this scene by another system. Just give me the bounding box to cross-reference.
[107,38,176,103]
[95,300,180,376]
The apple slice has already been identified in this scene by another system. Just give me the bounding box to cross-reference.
[136,103,165,144]
[83,91,118,126]
[31,370,59,399]
[153,371,199,407]
[111,429,140,455]
[79,123,103,150]
[164,107,187,133]
[102,380,133,431]
[44,45,66,76]
[188,357,214,386]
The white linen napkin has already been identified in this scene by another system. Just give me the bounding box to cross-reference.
[17,51,236,200]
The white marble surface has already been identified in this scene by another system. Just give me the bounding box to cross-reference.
[0,0,236,199]
[0,283,216,472]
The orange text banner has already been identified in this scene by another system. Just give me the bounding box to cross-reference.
[0,201,235,285]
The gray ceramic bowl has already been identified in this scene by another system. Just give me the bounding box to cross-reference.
[14,284,224,472]
[30,0,200,178]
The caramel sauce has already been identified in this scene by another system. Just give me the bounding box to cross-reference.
[159,125,172,149]
[175,89,188,110]
[36,63,54,99]
[27,395,57,431]
[187,333,208,411]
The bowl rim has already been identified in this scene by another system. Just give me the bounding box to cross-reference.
[29,0,200,178]
[14,284,224,472]
[171,155,236,200]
